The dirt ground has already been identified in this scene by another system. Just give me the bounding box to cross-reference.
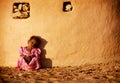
[0,61,120,83]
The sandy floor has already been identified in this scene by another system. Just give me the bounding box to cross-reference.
[0,61,120,83]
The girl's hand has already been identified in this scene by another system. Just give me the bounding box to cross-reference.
[20,54,25,57]
[24,56,32,64]
[31,55,35,58]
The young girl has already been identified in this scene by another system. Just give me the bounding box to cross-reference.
[16,36,41,71]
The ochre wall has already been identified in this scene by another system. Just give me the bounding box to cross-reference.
[0,0,120,67]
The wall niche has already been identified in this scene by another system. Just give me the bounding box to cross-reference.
[63,1,73,12]
[13,2,30,19]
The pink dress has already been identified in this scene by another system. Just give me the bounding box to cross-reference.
[16,46,41,70]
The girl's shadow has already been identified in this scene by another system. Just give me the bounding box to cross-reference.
[37,36,52,68]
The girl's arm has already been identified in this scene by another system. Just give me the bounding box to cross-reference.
[33,48,41,59]
[19,47,26,57]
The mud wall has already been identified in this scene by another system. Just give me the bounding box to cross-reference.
[0,0,120,67]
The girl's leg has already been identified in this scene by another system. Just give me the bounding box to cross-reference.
[29,57,40,69]
[16,58,21,70]
[16,57,30,70]
[16,57,24,69]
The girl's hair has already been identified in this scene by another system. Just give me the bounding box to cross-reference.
[28,35,41,48]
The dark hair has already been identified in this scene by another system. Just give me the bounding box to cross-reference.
[28,35,41,48]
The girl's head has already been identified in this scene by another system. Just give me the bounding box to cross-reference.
[28,36,41,48]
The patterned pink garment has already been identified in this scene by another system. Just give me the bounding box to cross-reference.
[16,46,41,70]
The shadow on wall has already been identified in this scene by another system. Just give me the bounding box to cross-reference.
[38,36,52,68]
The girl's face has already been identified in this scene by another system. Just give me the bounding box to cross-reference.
[28,39,36,48]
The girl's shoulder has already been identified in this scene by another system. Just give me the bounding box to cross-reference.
[32,48,41,51]
[32,48,41,53]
